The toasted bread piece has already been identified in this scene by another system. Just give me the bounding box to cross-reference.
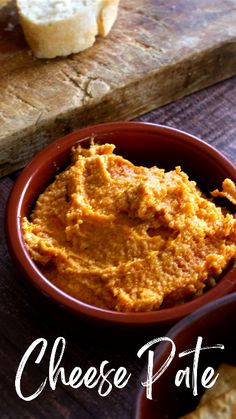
[181,364,236,418]
[200,363,236,406]
[181,388,236,419]
[16,0,119,58]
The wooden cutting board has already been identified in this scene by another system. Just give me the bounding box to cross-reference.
[1,0,236,177]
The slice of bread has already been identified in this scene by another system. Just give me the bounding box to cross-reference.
[181,388,236,418]
[199,363,236,406]
[181,364,236,418]
[16,0,119,58]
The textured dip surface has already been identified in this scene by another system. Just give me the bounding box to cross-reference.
[22,144,236,312]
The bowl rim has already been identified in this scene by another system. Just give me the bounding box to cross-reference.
[5,121,236,326]
[134,291,236,419]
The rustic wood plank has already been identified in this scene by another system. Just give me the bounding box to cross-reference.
[138,76,236,164]
[1,0,236,176]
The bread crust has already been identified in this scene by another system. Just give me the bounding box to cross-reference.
[98,0,119,36]
[182,389,236,418]
[16,0,119,58]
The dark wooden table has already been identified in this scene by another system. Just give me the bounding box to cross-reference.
[1,77,236,419]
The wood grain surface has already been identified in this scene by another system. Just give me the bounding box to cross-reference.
[1,0,236,176]
[0,77,235,419]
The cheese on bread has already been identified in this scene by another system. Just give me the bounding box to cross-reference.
[16,0,119,58]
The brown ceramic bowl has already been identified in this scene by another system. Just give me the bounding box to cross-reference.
[5,121,236,327]
[134,291,236,418]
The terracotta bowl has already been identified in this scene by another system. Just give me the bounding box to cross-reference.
[134,291,236,418]
[5,121,236,327]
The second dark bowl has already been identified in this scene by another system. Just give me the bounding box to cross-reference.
[134,292,236,418]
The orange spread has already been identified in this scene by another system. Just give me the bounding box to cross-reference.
[22,143,236,312]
